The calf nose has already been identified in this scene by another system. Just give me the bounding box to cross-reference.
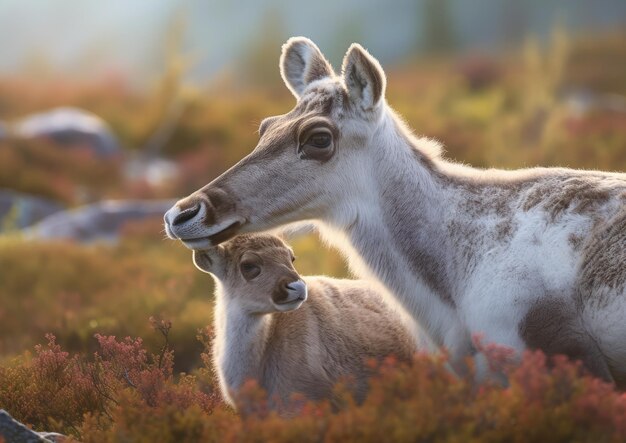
[286,280,307,301]
[172,203,201,226]
[285,280,302,291]
[272,278,308,309]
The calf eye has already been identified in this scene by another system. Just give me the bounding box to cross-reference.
[240,261,261,280]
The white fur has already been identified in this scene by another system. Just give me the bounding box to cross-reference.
[166,38,626,383]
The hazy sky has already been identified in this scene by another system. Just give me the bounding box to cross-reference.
[0,0,624,86]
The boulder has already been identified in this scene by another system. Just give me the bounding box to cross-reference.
[24,199,175,243]
[0,409,70,442]
[0,190,64,231]
[14,107,120,158]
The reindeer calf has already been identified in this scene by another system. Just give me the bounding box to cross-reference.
[193,234,417,412]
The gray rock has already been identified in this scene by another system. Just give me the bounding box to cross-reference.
[0,190,64,231]
[14,107,120,158]
[123,156,180,187]
[563,88,626,118]
[35,433,68,443]
[0,409,65,442]
[24,199,175,243]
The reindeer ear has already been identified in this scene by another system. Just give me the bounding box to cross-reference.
[341,44,386,111]
[193,246,225,275]
[280,37,334,98]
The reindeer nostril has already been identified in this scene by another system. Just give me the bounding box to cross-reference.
[172,203,201,226]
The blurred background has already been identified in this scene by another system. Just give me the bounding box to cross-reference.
[0,0,625,372]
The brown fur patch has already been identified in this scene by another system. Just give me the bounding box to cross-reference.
[579,209,626,298]
[519,296,613,381]
[176,196,200,212]
[451,179,526,220]
[446,219,482,276]
[522,185,547,212]
[382,175,456,307]
[396,122,440,171]
[415,250,455,307]
[287,88,340,121]
[522,177,611,220]
[568,233,584,250]
[202,188,237,225]
[494,219,514,242]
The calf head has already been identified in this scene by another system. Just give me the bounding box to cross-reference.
[193,234,307,313]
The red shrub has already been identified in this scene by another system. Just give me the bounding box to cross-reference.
[0,329,218,439]
[2,332,626,442]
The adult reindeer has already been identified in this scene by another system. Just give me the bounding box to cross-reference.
[165,37,626,385]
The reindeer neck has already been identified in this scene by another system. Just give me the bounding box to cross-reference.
[213,288,273,391]
[321,111,463,346]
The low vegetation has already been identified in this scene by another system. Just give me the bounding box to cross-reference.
[1,332,625,442]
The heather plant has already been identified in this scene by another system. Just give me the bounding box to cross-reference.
[0,334,103,435]
[3,332,626,442]
[216,352,626,443]
[0,328,219,439]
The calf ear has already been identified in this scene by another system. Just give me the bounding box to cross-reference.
[192,246,225,275]
[280,37,334,98]
[341,43,386,112]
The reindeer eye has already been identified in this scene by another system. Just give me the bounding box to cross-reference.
[306,133,331,148]
[299,127,335,161]
[291,255,296,263]
[240,261,261,280]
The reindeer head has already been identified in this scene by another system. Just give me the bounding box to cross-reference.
[165,37,388,249]
[193,234,307,313]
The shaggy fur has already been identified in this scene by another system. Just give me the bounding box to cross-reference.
[194,234,417,412]
[166,38,626,385]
